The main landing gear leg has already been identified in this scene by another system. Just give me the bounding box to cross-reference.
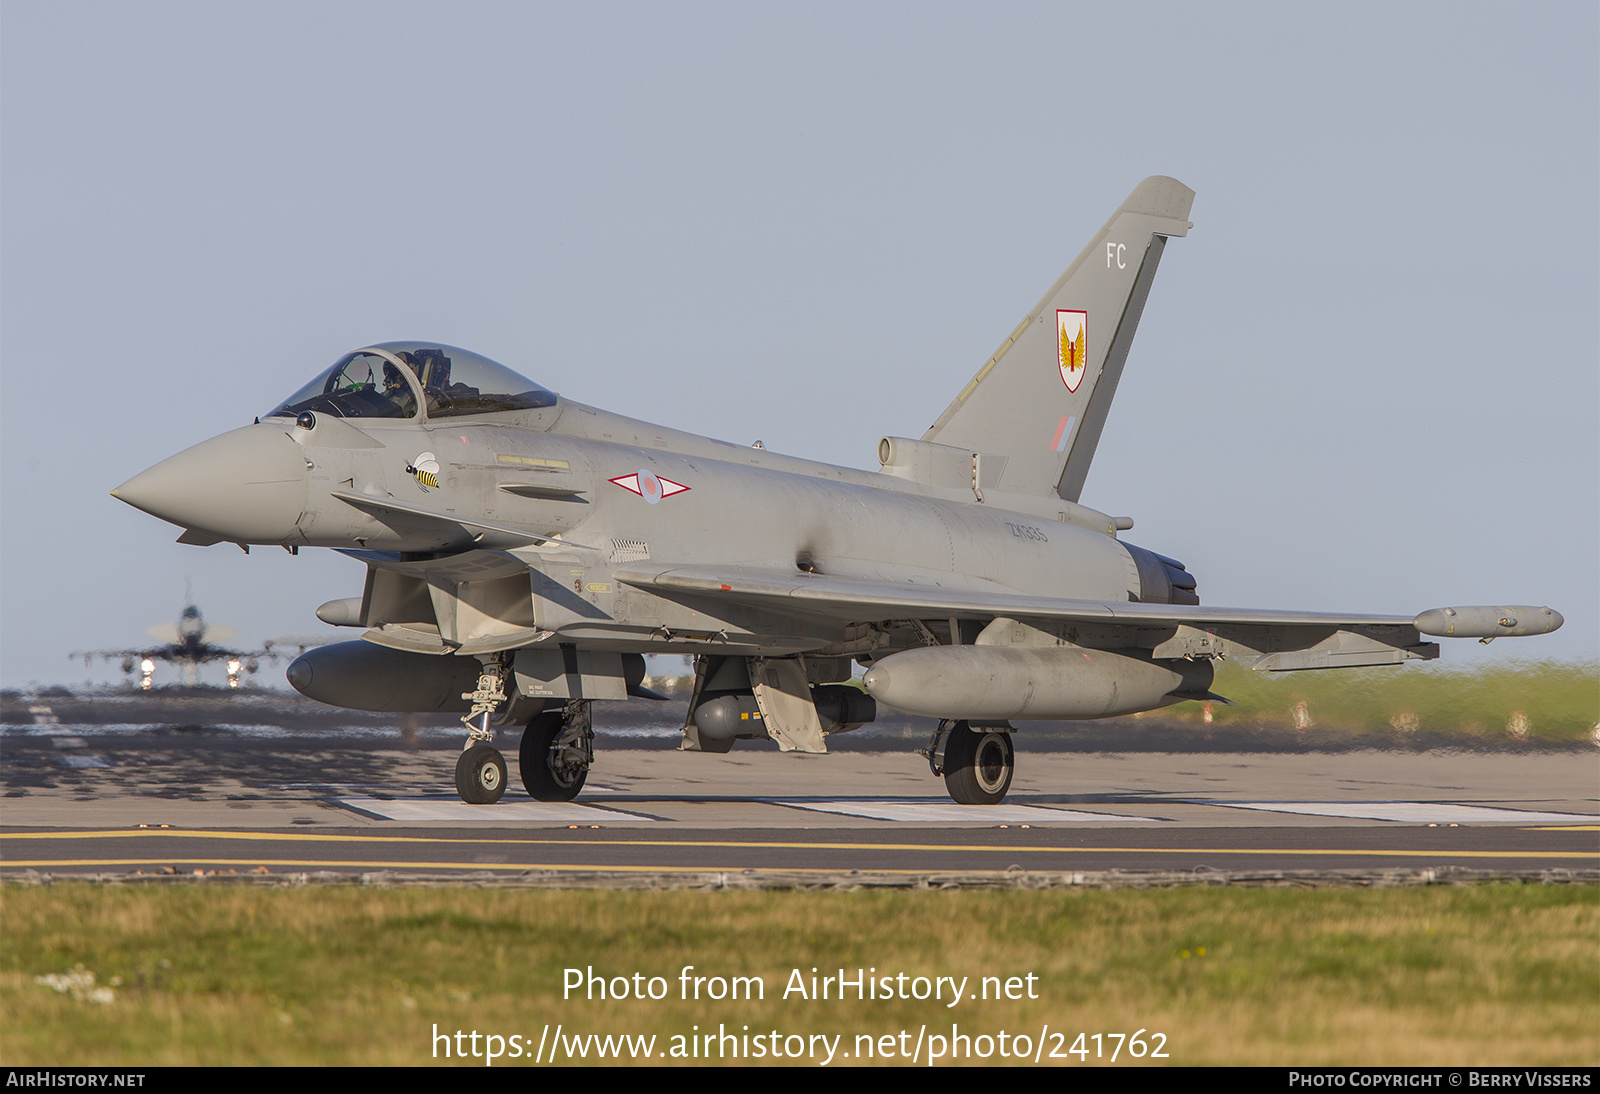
[520,700,592,802]
[455,658,510,805]
[924,719,1014,806]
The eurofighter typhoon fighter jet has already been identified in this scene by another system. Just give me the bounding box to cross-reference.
[112,178,1562,805]
[73,602,268,689]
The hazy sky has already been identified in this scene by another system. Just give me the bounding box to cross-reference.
[2,2,1595,688]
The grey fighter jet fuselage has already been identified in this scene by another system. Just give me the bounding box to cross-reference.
[113,177,1563,805]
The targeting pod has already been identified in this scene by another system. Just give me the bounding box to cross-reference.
[694,685,876,741]
[1413,606,1564,639]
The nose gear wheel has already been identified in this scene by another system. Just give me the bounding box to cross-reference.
[455,744,507,804]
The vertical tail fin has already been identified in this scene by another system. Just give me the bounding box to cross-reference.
[922,176,1193,502]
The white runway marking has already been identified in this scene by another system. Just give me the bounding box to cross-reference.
[1202,801,1596,825]
[335,798,655,823]
[775,800,1161,823]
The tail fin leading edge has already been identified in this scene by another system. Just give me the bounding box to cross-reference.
[922,176,1194,503]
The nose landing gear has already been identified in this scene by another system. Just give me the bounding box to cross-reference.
[454,659,510,805]
[450,655,596,805]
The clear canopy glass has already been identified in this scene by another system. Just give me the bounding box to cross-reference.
[269,351,418,419]
[266,343,557,421]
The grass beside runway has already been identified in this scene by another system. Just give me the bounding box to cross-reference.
[1121,659,1600,747]
[2,882,1595,1065]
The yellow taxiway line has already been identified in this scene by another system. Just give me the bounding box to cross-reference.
[4,827,1596,855]
[1,827,1595,869]
[2,851,1597,872]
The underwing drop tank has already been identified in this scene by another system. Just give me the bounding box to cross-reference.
[860,645,1215,720]
[287,641,483,712]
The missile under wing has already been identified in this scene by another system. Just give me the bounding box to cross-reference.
[112,177,1562,805]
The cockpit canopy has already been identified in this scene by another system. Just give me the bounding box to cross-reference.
[267,342,557,422]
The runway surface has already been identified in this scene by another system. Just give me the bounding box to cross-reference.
[3,710,1595,880]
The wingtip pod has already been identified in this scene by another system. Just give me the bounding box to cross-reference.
[1413,606,1564,639]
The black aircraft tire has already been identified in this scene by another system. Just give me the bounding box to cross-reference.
[942,722,1014,805]
[520,711,588,802]
[455,745,507,805]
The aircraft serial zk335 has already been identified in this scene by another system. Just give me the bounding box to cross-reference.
[113,177,1562,806]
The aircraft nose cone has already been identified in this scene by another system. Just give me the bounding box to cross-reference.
[113,424,308,543]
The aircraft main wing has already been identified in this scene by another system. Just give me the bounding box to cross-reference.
[615,562,1413,628]
[616,564,1560,670]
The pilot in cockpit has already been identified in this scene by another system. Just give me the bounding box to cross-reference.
[269,342,554,422]
[381,360,419,416]
[394,348,459,414]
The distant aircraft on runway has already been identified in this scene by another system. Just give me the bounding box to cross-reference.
[72,602,318,689]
